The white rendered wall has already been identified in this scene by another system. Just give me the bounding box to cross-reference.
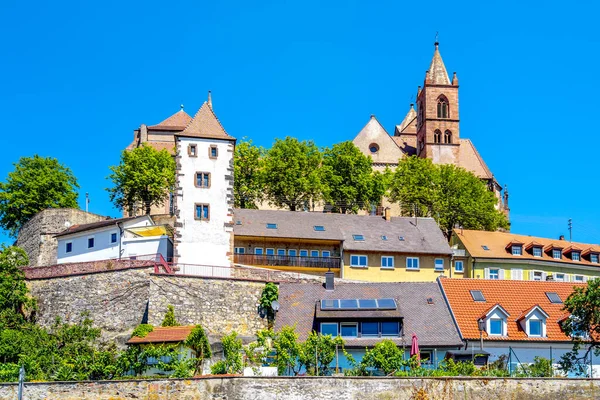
[122,236,171,260]
[57,226,120,263]
[175,137,233,273]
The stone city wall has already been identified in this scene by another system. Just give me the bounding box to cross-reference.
[0,376,597,400]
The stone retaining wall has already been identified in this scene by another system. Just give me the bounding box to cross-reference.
[0,376,596,400]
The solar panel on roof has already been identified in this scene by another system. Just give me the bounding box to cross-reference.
[358,299,377,309]
[321,299,338,309]
[339,299,358,309]
[470,290,486,302]
[546,292,563,304]
[376,298,397,309]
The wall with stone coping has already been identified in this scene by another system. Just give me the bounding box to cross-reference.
[0,377,597,400]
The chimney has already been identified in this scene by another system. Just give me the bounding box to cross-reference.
[325,271,334,291]
[207,90,212,109]
[384,207,391,222]
[140,124,148,144]
[559,235,565,241]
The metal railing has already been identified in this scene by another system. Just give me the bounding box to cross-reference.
[233,254,341,269]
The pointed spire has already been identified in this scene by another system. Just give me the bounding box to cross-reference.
[427,42,451,85]
[417,85,422,96]
[207,90,212,109]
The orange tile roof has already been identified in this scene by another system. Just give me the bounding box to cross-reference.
[454,229,600,268]
[440,278,584,341]
[148,110,192,131]
[127,326,193,344]
[177,102,235,141]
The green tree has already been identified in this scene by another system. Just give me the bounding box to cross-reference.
[389,156,509,239]
[234,139,264,209]
[161,305,179,327]
[211,331,243,374]
[107,144,175,215]
[299,331,345,376]
[359,339,406,375]
[560,277,600,375]
[272,325,302,375]
[260,282,279,328]
[0,155,79,237]
[185,324,212,375]
[322,141,386,213]
[263,137,323,211]
[0,246,35,329]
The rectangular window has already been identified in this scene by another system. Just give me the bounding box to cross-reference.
[489,269,499,279]
[554,273,565,281]
[340,323,358,338]
[87,237,95,249]
[361,322,379,337]
[454,260,464,273]
[322,251,331,258]
[529,320,542,336]
[188,144,197,157]
[234,247,246,254]
[381,256,394,269]
[533,247,542,257]
[299,250,308,257]
[313,225,325,231]
[532,271,543,281]
[489,319,503,335]
[288,249,297,257]
[266,223,277,229]
[195,204,209,220]
[591,254,599,263]
[434,258,444,271]
[320,323,338,337]
[66,242,73,253]
[512,245,522,256]
[310,250,319,257]
[553,249,561,259]
[110,232,118,244]
[350,255,368,268]
[254,248,264,255]
[406,257,420,269]
[195,172,210,188]
[209,145,218,159]
[381,322,400,336]
[572,252,581,261]
[574,275,584,282]
[352,234,365,241]
[266,248,275,256]
[277,249,286,256]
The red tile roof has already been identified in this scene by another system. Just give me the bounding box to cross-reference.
[439,278,585,342]
[127,326,193,344]
[148,110,192,131]
[177,102,235,141]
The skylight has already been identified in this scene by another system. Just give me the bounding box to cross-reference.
[266,223,277,229]
[235,220,242,225]
[482,245,490,251]
[399,236,405,241]
[470,290,486,302]
[314,225,325,232]
[320,298,397,310]
[353,234,365,241]
[546,292,563,304]
[381,235,388,241]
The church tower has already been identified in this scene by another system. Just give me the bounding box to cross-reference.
[416,41,460,165]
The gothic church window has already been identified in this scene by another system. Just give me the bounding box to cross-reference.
[434,130,442,144]
[444,130,452,144]
[437,96,449,119]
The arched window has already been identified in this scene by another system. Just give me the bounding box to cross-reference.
[444,130,452,144]
[437,96,449,119]
[434,130,442,144]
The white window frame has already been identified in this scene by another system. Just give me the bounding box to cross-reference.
[276,249,286,256]
[533,247,542,257]
[552,249,562,259]
[572,252,581,261]
[406,257,420,270]
[87,236,95,249]
[310,250,320,258]
[591,254,599,264]
[350,255,368,268]
[340,322,358,338]
[299,249,308,257]
[489,268,500,280]
[288,249,297,257]
[511,268,523,280]
[265,248,275,256]
[532,270,545,281]
[254,248,264,255]
[434,258,444,271]
[65,241,73,253]
[528,319,543,337]
[488,318,504,336]
[512,245,522,256]
[381,256,394,269]
[322,251,331,258]
[454,260,464,273]
[234,247,246,254]
[554,273,565,282]
[574,275,585,282]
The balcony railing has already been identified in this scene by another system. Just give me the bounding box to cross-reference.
[234,254,341,269]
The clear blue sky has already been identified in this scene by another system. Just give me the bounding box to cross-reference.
[1,0,598,244]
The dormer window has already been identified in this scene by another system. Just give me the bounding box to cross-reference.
[528,319,542,336]
[552,249,561,259]
[532,247,542,257]
[521,306,548,338]
[591,254,599,264]
[572,251,581,261]
[511,245,522,256]
[483,305,509,336]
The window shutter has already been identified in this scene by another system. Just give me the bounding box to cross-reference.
[498,269,505,280]
[564,274,570,282]
[484,268,490,279]
[511,269,523,280]
[542,272,548,281]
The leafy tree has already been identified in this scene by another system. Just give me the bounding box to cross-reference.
[321,141,386,213]
[234,139,264,209]
[211,331,243,374]
[107,144,175,215]
[528,356,553,377]
[185,324,212,375]
[0,246,35,329]
[0,155,79,237]
[272,325,302,375]
[161,305,179,327]
[560,277,600,375]
[260,282,279,328]
[263,137,323,211]
[359,339,406,376]
[244,328,275,371]
[299,331,345,376]
[389,156,509,239]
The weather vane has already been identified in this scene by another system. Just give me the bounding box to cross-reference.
[435,31,439,43]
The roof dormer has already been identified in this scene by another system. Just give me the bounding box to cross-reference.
[482,304,510,337]
[582,247,600,264]
[506,240,524,256]
[563,245,583,262]
[544,243,564,260]
[517,305,549,338]
[525,241,544,257]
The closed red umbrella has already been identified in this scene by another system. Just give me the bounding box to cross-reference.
[410,333,420,367]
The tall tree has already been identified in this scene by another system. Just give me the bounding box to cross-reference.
[389,156,508,239]
[0,246,34,328]
[263,137,323,211]
[322,141,386,213]
[233,139,264,209]
[0,155,79,237]
[107,144,175,215]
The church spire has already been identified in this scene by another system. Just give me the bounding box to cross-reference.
[427,41,451,85]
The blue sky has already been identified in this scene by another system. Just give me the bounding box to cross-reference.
[0,0,598,244]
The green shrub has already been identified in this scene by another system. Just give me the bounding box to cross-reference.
[131,324,153,338]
